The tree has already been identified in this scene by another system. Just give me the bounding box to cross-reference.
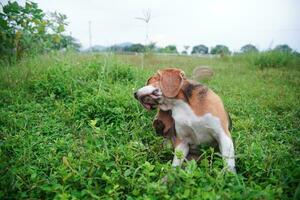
[274,44,293,53]
[108,45,123,52]
[59,35,81,51]
[210,45,231,55]
[159,45,178,54]
[240,44,258,53]
[191,44,208,54]
[0,1,81,62]
[145,42,156,52]
[181,50,187,54]
[0,1,48,60]
[124,43,145,52]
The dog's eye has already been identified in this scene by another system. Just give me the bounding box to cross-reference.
[152,89,159,95]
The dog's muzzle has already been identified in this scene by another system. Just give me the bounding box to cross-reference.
[134,89,161,110]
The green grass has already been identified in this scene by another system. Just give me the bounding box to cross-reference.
[0,52,299,199]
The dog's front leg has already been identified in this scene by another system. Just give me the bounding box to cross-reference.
[172,139,189,167]
[218,132,236,172]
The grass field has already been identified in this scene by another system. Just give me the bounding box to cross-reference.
[0,52,299,199]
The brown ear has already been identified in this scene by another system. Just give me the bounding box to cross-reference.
[158,69,184,98]
[146,74,160,85]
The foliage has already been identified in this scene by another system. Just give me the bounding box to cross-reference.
[181,50,187,54]
[0,52,299,199]
[252,50,299,69]
[191,44,209,54]
[210,45,231,55]
[0,1,81,63]
[124,43,145,53]
[274,44,293,53]
[108,44,124,52]
[145,42,156,52]
[240,44,258,53]
[107,43,157,53]
[158,45,178,54]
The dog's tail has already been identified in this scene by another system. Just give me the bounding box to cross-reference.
[191,66,214,81]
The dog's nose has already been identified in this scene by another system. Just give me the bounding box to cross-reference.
[134,91,138,99]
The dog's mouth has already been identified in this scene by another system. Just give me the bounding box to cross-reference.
[140,95,158,110]
[138,89,161,110]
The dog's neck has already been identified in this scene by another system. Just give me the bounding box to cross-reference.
[158,96,185,111]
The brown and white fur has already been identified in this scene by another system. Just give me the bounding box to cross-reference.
[134,68,236,172]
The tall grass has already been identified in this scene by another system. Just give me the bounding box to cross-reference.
[0,52,299,199]
[232,50,300,69]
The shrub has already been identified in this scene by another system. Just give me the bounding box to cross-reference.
[253,51,296,69]
[107,64,136,83]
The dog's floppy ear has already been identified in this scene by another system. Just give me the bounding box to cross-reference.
[158,69,185,98]
[146,74,160,85]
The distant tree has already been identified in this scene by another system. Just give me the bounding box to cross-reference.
[210,45,231,55]
[165,45,178,53]
[274,44,293,53]
[159,45,178,54]
[59,35,81,51]
[145,42,156,52]
[88,45,106,52]
[108,45,123,52]
[124,43,145,52]
[191,45,208,54]
[181,51,187,54]
[240,44,258,53]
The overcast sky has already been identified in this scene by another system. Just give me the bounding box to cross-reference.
[4,0,300,52]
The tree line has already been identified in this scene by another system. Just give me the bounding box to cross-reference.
[90,43,295,55]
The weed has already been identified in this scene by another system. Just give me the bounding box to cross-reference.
[251,51,299,69]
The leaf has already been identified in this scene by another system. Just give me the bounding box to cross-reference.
[57,24,65,33]
[62,156,70,167]
[90,119,97,127]
[3,2,21,14]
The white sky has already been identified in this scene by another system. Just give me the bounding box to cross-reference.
[3,0,300,52]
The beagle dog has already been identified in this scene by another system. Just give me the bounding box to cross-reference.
[134,68,236,172]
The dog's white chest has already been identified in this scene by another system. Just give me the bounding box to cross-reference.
[171,100,222,144]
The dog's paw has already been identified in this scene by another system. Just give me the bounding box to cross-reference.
[225,166,237,173]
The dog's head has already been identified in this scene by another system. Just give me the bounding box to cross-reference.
[134,68,186,110]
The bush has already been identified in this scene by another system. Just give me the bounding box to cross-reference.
[107,64,136,82]
[253,51,297,69]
